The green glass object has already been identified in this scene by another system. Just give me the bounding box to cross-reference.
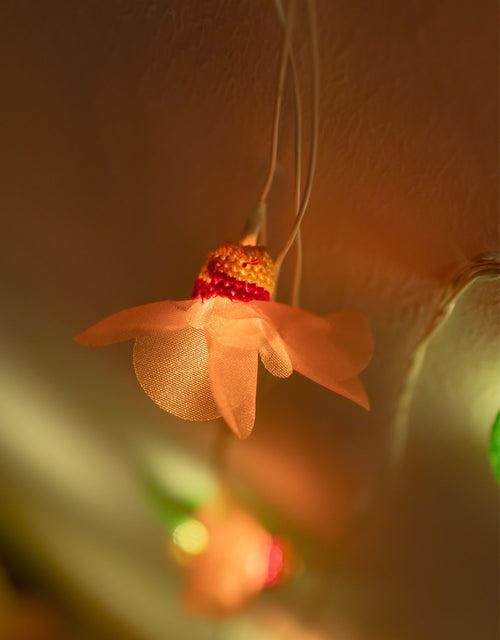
[489,411,500,481]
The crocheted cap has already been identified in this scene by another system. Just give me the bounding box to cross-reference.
[192,243,275,302]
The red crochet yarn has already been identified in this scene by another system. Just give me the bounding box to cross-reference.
[192,274,270,302]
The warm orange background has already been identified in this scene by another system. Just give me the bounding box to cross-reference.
[0,2,498,639]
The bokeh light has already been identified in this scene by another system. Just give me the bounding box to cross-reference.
[172,519,209,556]
[179,498,295,616]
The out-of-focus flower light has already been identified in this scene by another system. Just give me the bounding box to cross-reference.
[177,498,294,616]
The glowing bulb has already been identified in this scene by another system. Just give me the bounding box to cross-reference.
[172,519,209,555]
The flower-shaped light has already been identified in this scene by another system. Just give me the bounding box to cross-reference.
[76,242,373,438]
[169,499,293,616]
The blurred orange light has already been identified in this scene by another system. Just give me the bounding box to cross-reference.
[178,497,293,616]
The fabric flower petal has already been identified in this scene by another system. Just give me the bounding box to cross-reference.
[204,299,292,378]
[133,327,220,421]
[75,299,196,346]
[252,301,373,382]
[206,329,259,439]
[258,321,293,379]
[328,375,370,410]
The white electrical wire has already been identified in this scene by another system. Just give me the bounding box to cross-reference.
[240,0,296,246]
[272,0,304,306]
[258,0,296,207]
[275,0,319,272]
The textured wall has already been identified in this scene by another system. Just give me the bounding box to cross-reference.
[0,1,498,639]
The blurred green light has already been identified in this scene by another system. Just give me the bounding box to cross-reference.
[489,411,500,481]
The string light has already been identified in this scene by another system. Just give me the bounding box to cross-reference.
[74,1,371,439]
[181,498,295,615]
[76,241,373,438]
[143,457,295,615]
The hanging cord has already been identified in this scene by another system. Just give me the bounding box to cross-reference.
[390,252,500,472]
[241,0,296,245]
[272,0,304,306]
[274,0,319,273]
